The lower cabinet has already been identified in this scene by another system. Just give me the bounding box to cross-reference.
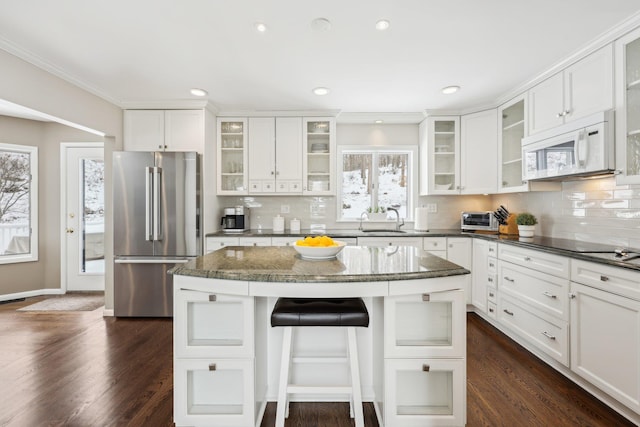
[384,358,466,427]
[570,281,640,414]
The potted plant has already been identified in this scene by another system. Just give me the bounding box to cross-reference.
[516,212,538,237]
[367,206,388,221]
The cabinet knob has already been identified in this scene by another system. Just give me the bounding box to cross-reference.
[489,292,495,297]
[422,294,430,302]
[569,293,576,299]
[600,275,609,282]
[524,256,532,261]
[209,363,217,371]
[422,364,430,372]
[489,307,494,313]
[208,294,217,302]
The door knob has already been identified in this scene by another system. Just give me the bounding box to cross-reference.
[66,228,74,234]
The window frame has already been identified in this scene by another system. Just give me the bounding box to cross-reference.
[337,145,418,222]
[0,143,38,264]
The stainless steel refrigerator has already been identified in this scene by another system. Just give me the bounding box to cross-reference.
[113,151,200,317]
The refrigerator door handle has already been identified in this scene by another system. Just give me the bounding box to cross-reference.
[153,167,162,241]
[114,257,191,264]
[145,166,153,241]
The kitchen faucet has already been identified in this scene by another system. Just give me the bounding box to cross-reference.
[358,211,368,231]
[387,208,405,231]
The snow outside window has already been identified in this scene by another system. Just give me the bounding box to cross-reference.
[338,146,417,221]
[0,143,38,264]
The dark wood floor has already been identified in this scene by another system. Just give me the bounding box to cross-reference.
[0,298,635,426]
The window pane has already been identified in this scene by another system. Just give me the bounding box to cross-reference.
[378,153,409,218]
[341,153,372,219]
[0,150,31,255]
[82,158,104,273]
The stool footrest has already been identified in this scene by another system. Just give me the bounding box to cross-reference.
[287,385,353,394]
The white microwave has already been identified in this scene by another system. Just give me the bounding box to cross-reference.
[522,110,614,181]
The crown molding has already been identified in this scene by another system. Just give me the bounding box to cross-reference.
[120,99,215,110]
[336,111,427,124]
[216,109,341,118]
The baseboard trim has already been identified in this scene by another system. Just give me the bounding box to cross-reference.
[102,308,114,317]
[0,288,64,302]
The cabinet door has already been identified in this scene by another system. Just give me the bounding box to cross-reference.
[528,72,565,135]
[303,117,335,195]
[165,110,204,152]
[446,238,472,304]
[498,95,529,192]
[564,44,613,123]
[174,289,254,358]
[424,117,460,194]
[357,236,423,248]
[460,109,498,194]
[385,290,466,358]
[570,282,640,413]
[384,358,465,427]
[123,110,165,151]
[248,117,276,190]
[205,237,240,253]
[218,118,248,194]
[174,358,255,427]
[471,239,489,313]
[275,117,303,185]
[616,27,640,184]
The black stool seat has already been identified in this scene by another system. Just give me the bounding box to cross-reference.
[271,298,369,327]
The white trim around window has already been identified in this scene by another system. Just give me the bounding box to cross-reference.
[0,143,38,264]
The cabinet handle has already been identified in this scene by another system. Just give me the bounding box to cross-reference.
[209,294,217,302]
[489,292,495,297]
[569,293,576,299]
[488,248,495,253]
[489,262,495,268]
[422,364,430,372]
[542,291,557,299]
[488,277,494,283]
[503,309,514,316]
[504,276,515,282]
[422,294,430,302]
[209,363,217,371]
[541,331,556,340]
[556,112,564,118]
[600,275,609,282]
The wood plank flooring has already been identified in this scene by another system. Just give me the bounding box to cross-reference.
[0,298,635,426]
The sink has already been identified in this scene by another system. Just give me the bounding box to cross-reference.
[361,229,406,233]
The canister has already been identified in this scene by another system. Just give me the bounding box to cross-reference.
[290,218,301,233]
[273,215,285,232]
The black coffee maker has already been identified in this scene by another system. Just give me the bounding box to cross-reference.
[221,206,250,233]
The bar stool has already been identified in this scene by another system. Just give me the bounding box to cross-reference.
[271,297,370,427]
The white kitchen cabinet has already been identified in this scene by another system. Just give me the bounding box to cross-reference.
[303,117,335,195]
[616,27,640,184]
[471,239,497,314]
[357,236,423,248]
[498,244,570,279]
[217,118,248,194]
[446,238,472,304]
[384,358,466,427]
[238,237,271,247]
[498,95,528,192]
[423,237,447,257]
[460,109,498,194]
[248,117,302,194]
[271,236,300,246]
[420,116,460,195]
[570,281,640,414]
[528,44,613,135]
[206,236,241,253]
[124,109,205,152]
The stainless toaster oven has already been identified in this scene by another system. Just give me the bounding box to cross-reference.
[461,211,499,231]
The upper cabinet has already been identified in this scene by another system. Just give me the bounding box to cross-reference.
[616,28,640,184]
[124,110,205,152]
[303,118,336,195]
[420,112,498,195]
[498,95,527,192]
[420,116,460,195]
[217,118,248,194]
[528,44,614,135]
[248,117,303,194]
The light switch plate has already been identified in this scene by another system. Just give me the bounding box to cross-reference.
[281,205,290,214]
[426,203,437,213]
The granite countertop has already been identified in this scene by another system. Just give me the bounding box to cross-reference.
[206,228,463,239]
[171,245,470,283]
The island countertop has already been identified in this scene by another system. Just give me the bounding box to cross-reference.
[170,245,469,283]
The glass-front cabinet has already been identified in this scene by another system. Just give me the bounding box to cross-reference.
[420,117,460,195]
[498,95,528,192]
[303,117,335,195]
[616,28,640,184]
[217,118,248,194]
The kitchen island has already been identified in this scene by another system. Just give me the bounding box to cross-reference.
[171,245,470,427]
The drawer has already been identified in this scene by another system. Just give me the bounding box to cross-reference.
[487,241,498,257]
[271,236,300,246]
[498,294,568,366]
[238,237,271,246]
[487,257,498,274]
[206,237,240,253]
[571,259,640,301]
[487,273,497,288]
[498,244,569,278]
[423,237,447,252]
[487,286,497,304]
[487,301,497,319]
[499,262,569,321]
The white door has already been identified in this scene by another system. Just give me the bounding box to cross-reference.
[62,144,104,291]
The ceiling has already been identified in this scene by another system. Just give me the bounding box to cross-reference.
[1,0,640,118]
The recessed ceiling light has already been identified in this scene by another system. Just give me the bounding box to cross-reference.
[374,120,383,124]
[375,19,390,31]
[442,85,460,94]
[313,87,330,96]
[311,17,332,32]
[190,88,208,97]
[254,22,267,32]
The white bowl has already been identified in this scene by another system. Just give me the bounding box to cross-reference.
[293,241,347,260]
[435,183,452,190]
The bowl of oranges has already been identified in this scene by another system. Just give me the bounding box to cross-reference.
[293,235,346,260]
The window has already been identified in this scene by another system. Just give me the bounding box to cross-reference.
[0,143,37,264]
[338,146,417,221]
